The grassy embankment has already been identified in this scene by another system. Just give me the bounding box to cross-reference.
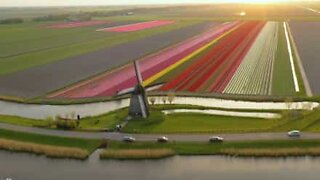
[0,128,101,159]
[101,140,320,159]
[100,149,175,160]
[1,104,320,133]
[0,20,200,76]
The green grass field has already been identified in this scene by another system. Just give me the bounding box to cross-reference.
[108,139,320,156]
[0,115,49,127]
[123,110,285,133]
[272,23,296,96]
[0,109,128,131]
[79,108,128,130]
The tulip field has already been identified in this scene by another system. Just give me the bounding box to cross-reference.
[52,22,239,98]
[51,20,305,98]
[1,4,319,101]
[161,21,265,93]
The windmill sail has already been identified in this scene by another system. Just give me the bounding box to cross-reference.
[133,60,143,85]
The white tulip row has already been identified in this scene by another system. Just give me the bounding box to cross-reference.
[223,22,279,95]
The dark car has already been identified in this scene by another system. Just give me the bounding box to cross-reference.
[209,136,224,143]
[122,136,136,143]
[157,136,169,143]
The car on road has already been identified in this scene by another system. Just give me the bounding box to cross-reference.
[209,136,224,143]
[122,136,136,143]
[157,136,169,143]
[287,130,301,137]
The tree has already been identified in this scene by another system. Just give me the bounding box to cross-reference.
[168,93,175,104]
[149,97,156,105]
[162,97,167,104]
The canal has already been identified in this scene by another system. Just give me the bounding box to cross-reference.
[0,150,319,180]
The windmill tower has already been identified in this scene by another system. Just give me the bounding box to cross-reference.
[128,61,149,118]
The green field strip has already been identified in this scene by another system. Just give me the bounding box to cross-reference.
[271,22,296,96]
[287,24,307,97]
[0,21,198,76]
[0,22,110,58]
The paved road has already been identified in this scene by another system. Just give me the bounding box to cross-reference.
[2,123,320,142]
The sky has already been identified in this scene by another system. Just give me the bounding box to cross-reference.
[0,0,318,7]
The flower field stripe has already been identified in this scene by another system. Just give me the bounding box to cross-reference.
[249,23,277,95]
[98,34,215,96]
[209,22,266,93]
[186,30,247,92]
[185,22,261,92]
[52,22,238,98]
[188,24,254,92]
[97,20,175,32]
[159,22,243,91]
[167,26,243,91]
[142,23,241,87]
[173,24,247,91]
[97,22,239,96]
[223,22,278,95]
[161,22,248,91]
[284,22,300,92]
[97,40,210,96]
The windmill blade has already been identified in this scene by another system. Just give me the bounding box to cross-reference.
[133,60,143,85]
[116,87,135,96]
[115,83,164,97]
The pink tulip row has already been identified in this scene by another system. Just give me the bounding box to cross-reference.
[97,20,175,32]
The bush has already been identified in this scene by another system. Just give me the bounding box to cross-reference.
[56,119,78,130]
[0,18,24,24]
[33,14,69,22]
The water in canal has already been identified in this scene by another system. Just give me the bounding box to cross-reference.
[0,150,319,180]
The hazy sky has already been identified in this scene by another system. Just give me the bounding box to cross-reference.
[1,0,318,7]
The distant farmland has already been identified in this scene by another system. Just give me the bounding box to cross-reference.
[0,4,319,101]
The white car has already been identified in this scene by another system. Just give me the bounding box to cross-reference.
[157,136,169,143]
[287,130,301,137]
[209,136,224,143]
[122,136,136,142]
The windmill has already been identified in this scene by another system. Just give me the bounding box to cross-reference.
[124,61,150,118]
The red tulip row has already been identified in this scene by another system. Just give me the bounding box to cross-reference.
[161,21,266,93]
